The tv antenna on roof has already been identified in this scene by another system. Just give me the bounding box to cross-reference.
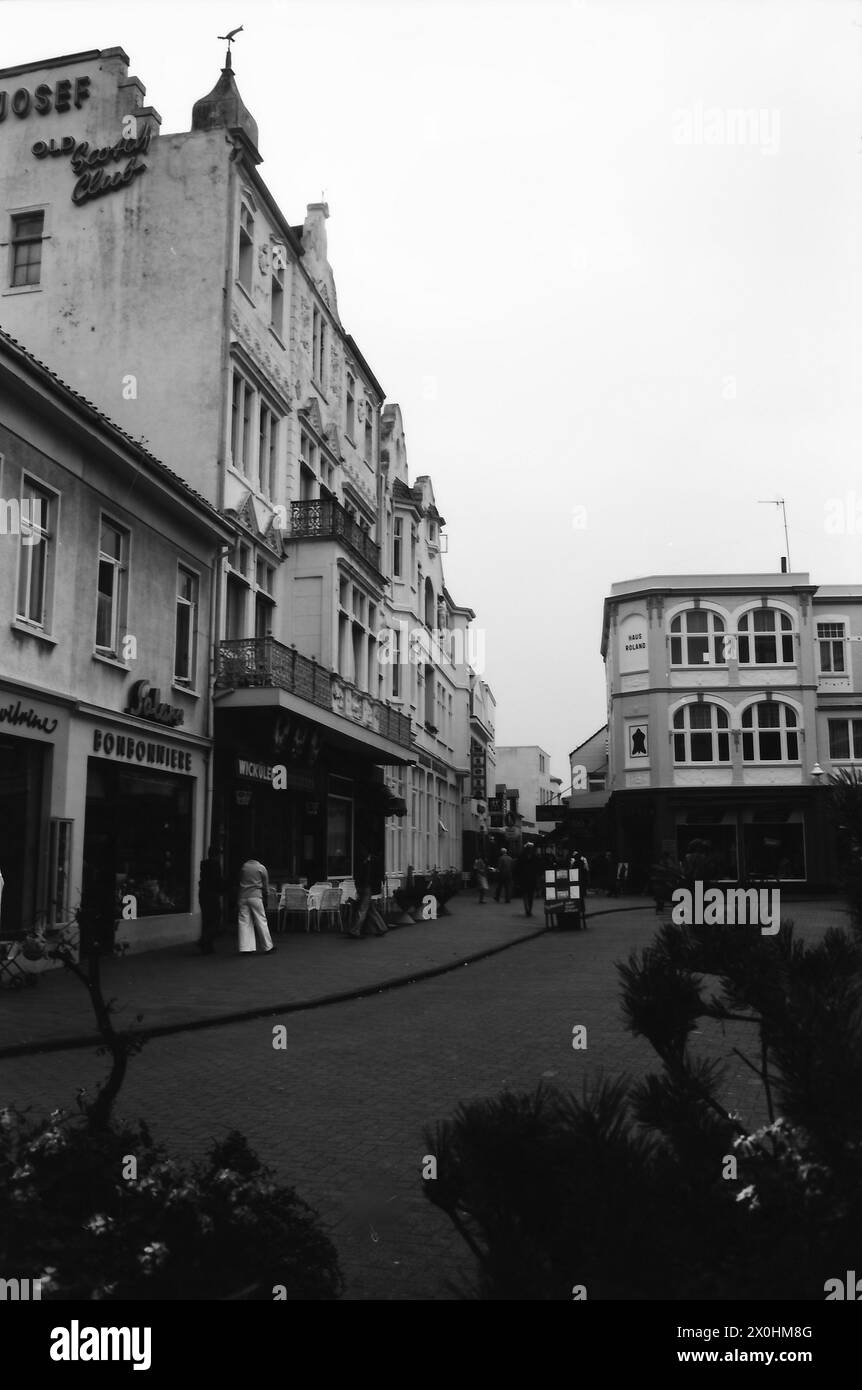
[757,497,791,570]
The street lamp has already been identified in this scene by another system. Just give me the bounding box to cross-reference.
[810,763,824,784]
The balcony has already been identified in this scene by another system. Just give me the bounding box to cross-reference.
[290,498,381,575]
[216,636,414,751]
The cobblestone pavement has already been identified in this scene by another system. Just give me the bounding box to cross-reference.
[0,897,848,1300]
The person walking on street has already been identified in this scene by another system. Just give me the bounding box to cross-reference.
[494,849,513,903]
[473,855,489,904]
[198,845,225,954]
[237,854,275,955]
[519,842,540,917]
[349,846,388,938]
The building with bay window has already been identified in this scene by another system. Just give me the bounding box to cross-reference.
[601,571,862,890]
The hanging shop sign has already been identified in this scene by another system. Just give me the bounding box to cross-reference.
[125,680,185,728]
[31,125,150,204]
[0,75,91,123]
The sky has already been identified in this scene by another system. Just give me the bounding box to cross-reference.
[4,0,862,784]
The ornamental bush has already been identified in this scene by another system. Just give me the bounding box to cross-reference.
[423,913,862,1300]
[0,1112,343,1301]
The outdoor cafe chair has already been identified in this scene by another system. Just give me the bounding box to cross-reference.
[277,885,313,934]
[316,887,343,933]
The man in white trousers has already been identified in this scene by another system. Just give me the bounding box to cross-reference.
[237,855,275,955]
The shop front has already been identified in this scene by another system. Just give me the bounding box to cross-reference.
[213,704,402,901]
[0,686,71,937]
[73,715,209,951]
[611,786,833,890]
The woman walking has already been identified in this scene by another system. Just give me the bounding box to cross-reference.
[237,853,275,955]
[473,854,489,904]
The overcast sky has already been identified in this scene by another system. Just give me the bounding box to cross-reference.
[6,0,862,783]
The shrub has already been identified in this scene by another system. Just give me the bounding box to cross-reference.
[0,1109,343,1301]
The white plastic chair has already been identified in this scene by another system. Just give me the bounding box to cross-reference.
[306,881,332,933]
[277,884,313,933]
[316,887,343,932]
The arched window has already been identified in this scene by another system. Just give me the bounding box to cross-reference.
[741,702,799,762]
[738,609,794,665]
[670,610,725,666]
[673,703,730,763]
[424,577,435,630]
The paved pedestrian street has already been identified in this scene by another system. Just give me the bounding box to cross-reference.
[0,897,846,1300]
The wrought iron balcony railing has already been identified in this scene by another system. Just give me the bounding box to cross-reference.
[290,498,381,572]
[216,636,413,750]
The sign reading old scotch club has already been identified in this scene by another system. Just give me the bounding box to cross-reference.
[32,125,150,204]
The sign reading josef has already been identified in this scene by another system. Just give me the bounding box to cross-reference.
[32,126,150,204]
[0,75,91,122]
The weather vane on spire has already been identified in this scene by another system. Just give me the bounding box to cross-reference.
[217,25,244,53]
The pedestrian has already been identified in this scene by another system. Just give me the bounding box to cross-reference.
[494,849,513,903]
[518,842,540,917]
[349,846,388,938]
[473,855,489,904]
[197,844,225,954]
[237,853,275,955]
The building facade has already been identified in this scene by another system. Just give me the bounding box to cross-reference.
[0,45,490,918]
[0,327,231,949]
[601,572,860,889]
[495,746,556,839]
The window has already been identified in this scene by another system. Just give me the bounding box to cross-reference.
[364,410,373,463]
[424,663,435,728]
[741,702,799,762]
[738,609,794,665]
[539,754,546,773]
[392,516,403,577]
[828,718,862,761]
[424,577,435,629]
[10,211,45,288]
[392,627,401,698]
[670,609,726,665]
[174,566,198,685]
[673,703,731,763]
[312,305,326,386]
[817,622,846,674]
[346,374,355,439]
[270,262,284,336]
[299,432,318,502]
[258,403,278,497]
[95,518,128,657]
[16,480,52,628]
[230,370,254,474]
[238,202,254,293]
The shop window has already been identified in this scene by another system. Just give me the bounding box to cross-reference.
[738,608,795,665]
[326,795,352,876]
[237,202,254,293]
[16,478,54,630]
[312,305,326,387]
[676,825,739,880]
[230,369,254,474]
[743,823,805,880]
[95,517,129,658]
[828,718,862,761]
[48,817,73,926]
[84,761,192,916]
[10,210,45,288]
[670,609,726,666]
[741,701,799,762]
[346,373,355,440]
[673,702,730,763]
[174,566,198,686]
[817,622,846,674]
